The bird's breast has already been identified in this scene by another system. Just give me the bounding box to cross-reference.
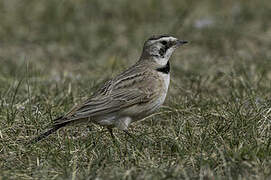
[157,73,170,105]
[134,73,170,119]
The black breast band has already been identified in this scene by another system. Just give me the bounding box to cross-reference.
[156,61,170,74]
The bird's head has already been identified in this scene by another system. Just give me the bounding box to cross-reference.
[140,35,188,66]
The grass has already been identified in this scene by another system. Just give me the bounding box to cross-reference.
[0,0,271,179]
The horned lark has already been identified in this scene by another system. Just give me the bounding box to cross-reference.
[29,35,188,143]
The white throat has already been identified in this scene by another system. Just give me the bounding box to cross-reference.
[153,56,169,66]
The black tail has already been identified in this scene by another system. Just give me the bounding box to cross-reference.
[27,117,69,145]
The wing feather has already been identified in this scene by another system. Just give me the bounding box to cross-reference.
[54,88,155,125]
[54,66,161,125]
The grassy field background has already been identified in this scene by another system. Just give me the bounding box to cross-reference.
[0,0,271,179]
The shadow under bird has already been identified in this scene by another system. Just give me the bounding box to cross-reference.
[28,35,188,144]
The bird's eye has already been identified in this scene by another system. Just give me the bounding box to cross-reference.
[161,41,167,45]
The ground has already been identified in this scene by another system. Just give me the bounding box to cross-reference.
[0,0,271,179]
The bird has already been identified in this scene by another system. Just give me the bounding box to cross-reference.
[28,35,188,144]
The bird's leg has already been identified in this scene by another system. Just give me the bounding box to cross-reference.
[123,130,143,144]
[108,128,124,158]
[123,129,148,146]
[108,128,115,140]
[123,130,134,138]
[108,128,119,146]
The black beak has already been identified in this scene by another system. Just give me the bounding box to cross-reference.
[177,40,188,46]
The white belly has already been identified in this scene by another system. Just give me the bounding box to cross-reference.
[156,73,170,107]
